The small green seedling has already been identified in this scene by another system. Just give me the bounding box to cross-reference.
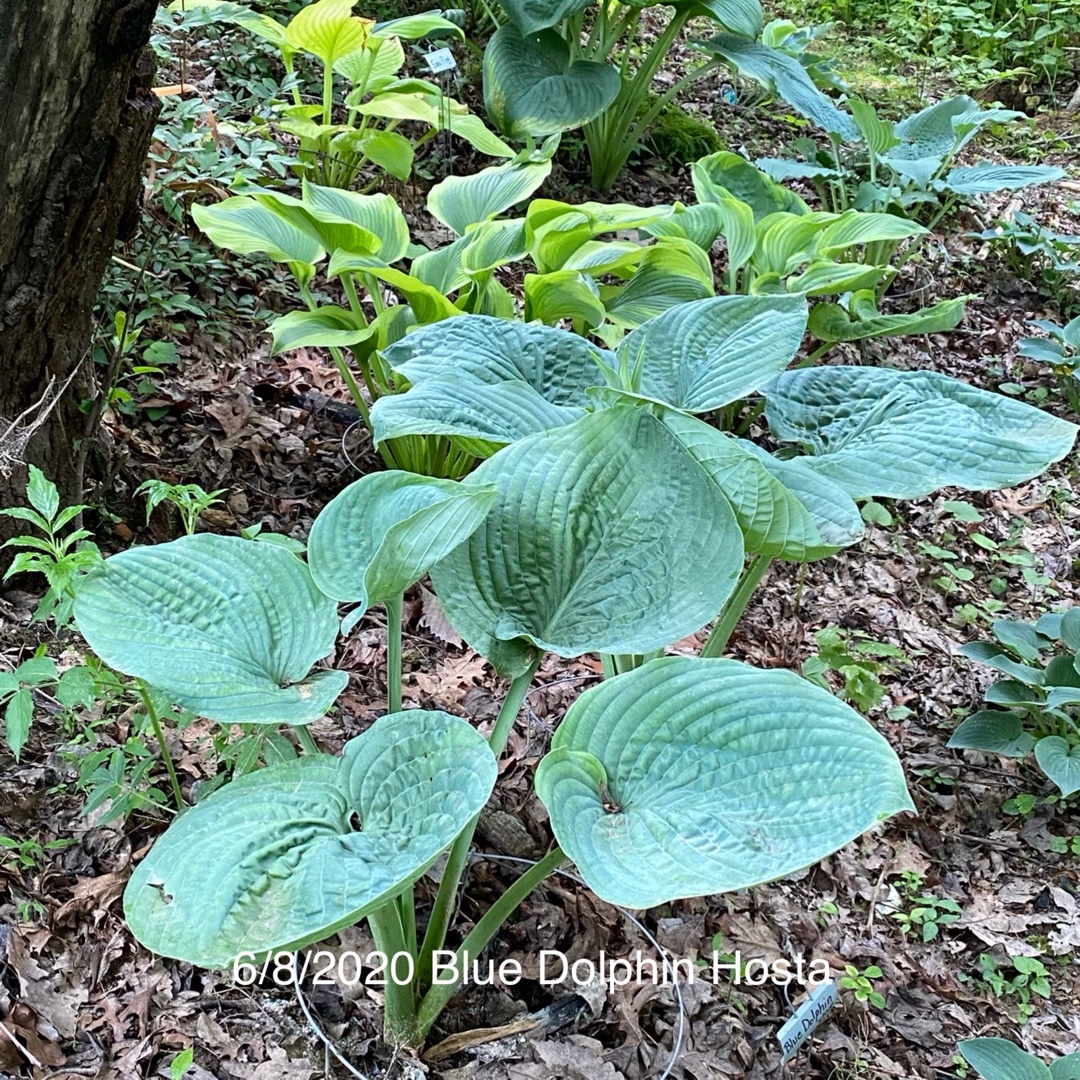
[841,963,885,1008]
[890,893,962,942]
[960,953,1051,1024]
[136,479,225,536]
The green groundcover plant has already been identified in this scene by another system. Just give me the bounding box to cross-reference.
[67,294,1076,1047]
[951,612,1080,796]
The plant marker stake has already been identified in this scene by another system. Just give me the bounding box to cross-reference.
[777,978,838,1063]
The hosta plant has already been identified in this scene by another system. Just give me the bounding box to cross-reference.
[75,294,1077,1049]
[958,1037,1080,1080]
[173,0,512,187]
[748,94,1065,252]
[483,0,765,191]
[972,211,1080,309]
[73,294,1076,1048]
[950,612,1080,797]
[1017,316,1080,414]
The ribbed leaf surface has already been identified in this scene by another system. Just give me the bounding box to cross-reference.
[307,472,497,616]
[958,1039,1052,1080]
[617,294,807,411]
[192,198,324,266]
[286,0,371,65]
[764,367,1078,499]
[483,26,620,139]
[371,316,607,446]
[943,164,1065,196]
[431,408,745,676]
[125,711,497,967]
[947,710,1035,758]
[428,158,552,235]
[74,535,346,725]
[660,411,854,559]
[536,656,914,909]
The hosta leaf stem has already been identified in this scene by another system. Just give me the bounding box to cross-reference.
[138,681,184,812]
[416,845,566,1039]
[416,657,542,988]
[700,555,773,658]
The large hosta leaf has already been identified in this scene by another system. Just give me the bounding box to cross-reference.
[371,316,608,446]
[698,36,858,141]
[614,294,808,411]
[535,656,913,909]
[483,25,620,139]
[659,411,857,559]
[307,472,496,624]
[808,292,967,344]
[428,158,553,235]
[943,164,1065,197]
[192,198,324,266]
[1035,737,1080,797]
[959,1039,1053,1080]
[764,367,1078,499]
[286,0,372,66]
[947,710,1035,759]
[600,240,714,329]
[431,408,745,676]
[497,0,591,34]
[693,151,809,222]
[125,711,497,968]
[74,535,347,725]
[676,0,762,36]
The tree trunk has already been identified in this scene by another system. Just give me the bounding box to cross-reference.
[0,0,159,523]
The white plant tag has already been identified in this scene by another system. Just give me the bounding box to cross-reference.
[425,48,457,73]
[777,979,838,1062]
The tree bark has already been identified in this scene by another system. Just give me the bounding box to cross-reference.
[0,0,159,522]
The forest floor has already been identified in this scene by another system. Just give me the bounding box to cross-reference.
[2,17,1080,1080]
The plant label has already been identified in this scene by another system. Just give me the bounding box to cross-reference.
[777,978,837,1062]
[425,48,457,74]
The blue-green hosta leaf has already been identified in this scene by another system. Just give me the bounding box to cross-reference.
[754,157,841,183]
[269,306,373,355]
[740,446,865,556]
[428,158,553,235]
[674,0,762,36]
[959,1039,1052,1080]
[808,291,966,344]
[1035,737,1080,797]
[1051,1054,1080,1080]
[497,0,591,34]
[780,260,885,297]
[192,198,324,266]
[431,408,745,676]
[483,25,621,139]
[943,164,1065,197]
[74,535,346,725]
[960,641,1045,685]
[764,367,1078,499]
[697,36,859,141]
[693,151,809,222]
[947,710,1035,758]
[659,410,854,559]
[124,711,497,968]
[461,219,529,273]
[535,656,914,909]
[307,472,496,621]
[286,0,372,66]
[616,294,808,411]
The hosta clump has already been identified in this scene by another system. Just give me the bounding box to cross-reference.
[950,612,1080,796]
[78,294,1077,1050]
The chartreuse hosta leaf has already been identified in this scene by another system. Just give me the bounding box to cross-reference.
[612,294,808,411]
[307,472,497,630]
[74,535,347,725]
[428,157,553,236]
[483,25,620,139]
[370,316,609,447]
[958,1038,1053,1080]
[285,0,372,67]
[125,711,497,968]
[693,151,810,222]
[764,367,1078,500]
[808,291,967,345]
[191,199,325,268]
[432,407,745,676]
[535,657,914,909]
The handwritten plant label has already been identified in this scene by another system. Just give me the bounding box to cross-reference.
[425,48,457,73]
[778,978,838,1062]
